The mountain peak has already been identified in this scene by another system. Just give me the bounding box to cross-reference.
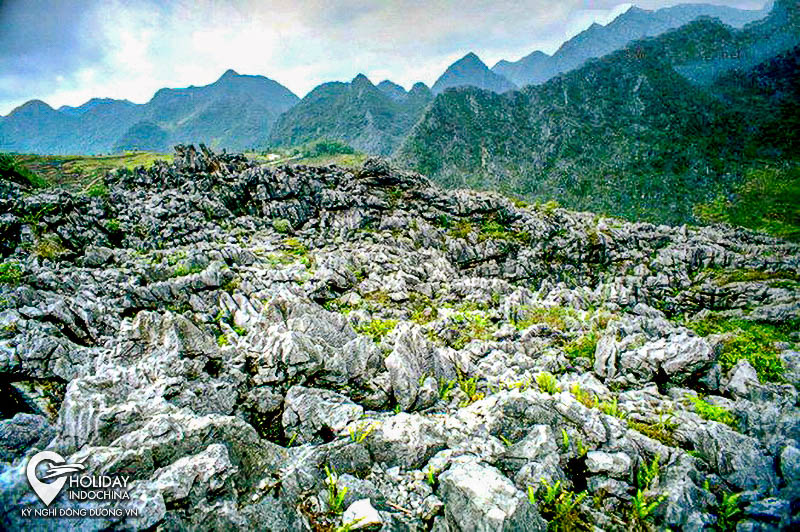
[432,52,515,94]
[352,73,373,85]
[455,52,486,67]
[220,69,240,79]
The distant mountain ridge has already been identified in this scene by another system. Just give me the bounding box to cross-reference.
[0,70,299,154]
[431,52,516,94]
[397,0,800,224]
[492,2,771,87]
[269,74,433,155]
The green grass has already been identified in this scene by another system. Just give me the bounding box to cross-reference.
[704,267,800,286]
[0,261,23,285]
[5,152,172,188]
[564,332,599,361]
[536,372,561,395]
[695,163,800,241]
[685,316,791,383]
[527,479,588,532]
[0,153,49,188]
[686,395,737,429]
[354,318,397,343]
[514,305,576,331]
[447,311,495,349]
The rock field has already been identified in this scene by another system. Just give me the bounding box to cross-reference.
[1,145,799,531]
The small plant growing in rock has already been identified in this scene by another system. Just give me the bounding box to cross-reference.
[457,374,484,407]
[527,479,588,531]
[0,261,23,286]
[348,421,377,444]
[561,429,570,452]
[324,465,348,515]
[105,218,122,233]
[685,395,737,429]
[33,234,66,260]
[272,218,292,234]
[354,318,397,343]
[217,333,229,347]
[87,182,109,197]
[570,384,595,408]
[628,410,677,446]
[629,454,666,530]
[598,398,627,420]
[713,491,743,532]
[425,466,438,486]
[437,377,457,401]
[564,332,599,362]
[536,372,560,395]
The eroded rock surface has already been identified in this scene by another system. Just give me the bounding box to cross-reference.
[1,146,798,530]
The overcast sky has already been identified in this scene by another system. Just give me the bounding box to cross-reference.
[0,0,768,115]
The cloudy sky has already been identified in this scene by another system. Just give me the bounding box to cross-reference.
[0,0,767,115]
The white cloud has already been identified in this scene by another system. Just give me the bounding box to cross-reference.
[0,0,770,114]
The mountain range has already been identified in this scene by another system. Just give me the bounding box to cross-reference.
[269,74,432,155]
[0,1,776,158]
[492,2,771,87]
[397,0,800,224]
[0,70,298,154]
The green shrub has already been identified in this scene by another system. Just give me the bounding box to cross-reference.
[87,182,109,197]
[527,479,588,531]
[0,261,23,285]
[0,154,48,188]
[628,411,677,446]
[536,372,560,395]
[457,374,484,406]
[354,318,397,343]
[514,305,575,331]
[564,332,599,361]
[272,218,291,234]
[686,316,788,383]
[105,219,121,233]
[686,395,737,429]
[33,234,65,260]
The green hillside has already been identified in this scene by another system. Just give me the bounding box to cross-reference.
[397,2,800,227]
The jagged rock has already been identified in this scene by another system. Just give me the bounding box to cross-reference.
[0,148,798,530]
[0,413,54,463]
[438,460,546,531]
[282,386,364,444]
[367,413,447,469]
[342,498,383,529]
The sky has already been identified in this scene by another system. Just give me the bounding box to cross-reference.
[0,0,768,115]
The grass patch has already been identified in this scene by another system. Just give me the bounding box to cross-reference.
[685,316,790,383]
[0,261,23,285]
[694,163,800,241]
[628,411,678,446]
[564,332,599,361]
[686,395,737,429]
[448,311,495,349]
[514,305,576,331]
[705,267,800,286]
[354,318,397,343]
[0,153,48,188]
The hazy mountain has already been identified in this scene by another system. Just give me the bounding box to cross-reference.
[377,80,408,101]
[397,0,800,224]
[269,74,432,155]
[492,2,771,87]
[0,70,299,154]
[431,52,516,94]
